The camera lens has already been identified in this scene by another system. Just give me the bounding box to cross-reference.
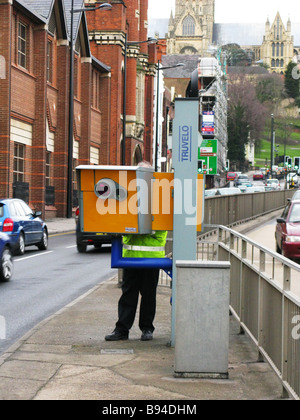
[98,183,110,197]
[94,178,127,201]
[95,180,113,198]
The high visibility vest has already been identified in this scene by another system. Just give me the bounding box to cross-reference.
[122,231,168,259]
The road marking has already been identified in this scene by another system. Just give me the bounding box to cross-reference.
[49,231,75,238]
[15,251,54,262]
[66,245,76,249]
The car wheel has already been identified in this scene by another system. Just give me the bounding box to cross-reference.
[37,229,48,251]
[17,232,25,256]
[0,247,13,282]
[77,242,87,253]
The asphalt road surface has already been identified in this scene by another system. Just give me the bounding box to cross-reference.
[0,232,116,355]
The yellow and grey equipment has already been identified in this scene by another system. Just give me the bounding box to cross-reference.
[76,165,204,235]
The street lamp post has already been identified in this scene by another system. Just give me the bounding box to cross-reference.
[67,2,112,218]
[155,62,184,172]
[122,37,157,166]
[270,114,274,179]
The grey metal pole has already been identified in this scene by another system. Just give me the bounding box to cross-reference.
[155,60,160,172]
[122,33,127,166]
[67,0,75,218]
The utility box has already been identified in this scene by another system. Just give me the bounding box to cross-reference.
[174,260,231,378]
[76,165,153,235]
[76,165,205,235]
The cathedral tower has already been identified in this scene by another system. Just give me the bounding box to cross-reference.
[167,0,215,55]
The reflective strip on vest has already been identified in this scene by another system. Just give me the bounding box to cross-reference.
[123,245,165,253]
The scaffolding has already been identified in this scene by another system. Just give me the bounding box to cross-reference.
[198,57,228,177]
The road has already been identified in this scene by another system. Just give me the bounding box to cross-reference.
[0,232,116,355]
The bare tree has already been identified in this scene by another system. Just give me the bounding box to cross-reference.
[228,74,267,169]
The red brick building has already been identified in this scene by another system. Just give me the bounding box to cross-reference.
[87,0,158,165]
[0,0,159,218]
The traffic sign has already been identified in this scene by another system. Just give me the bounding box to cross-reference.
[198,139,218,175]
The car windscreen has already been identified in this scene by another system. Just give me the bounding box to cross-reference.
[292,191,300,200]
[289,203,300,223]
[0,204,3,217]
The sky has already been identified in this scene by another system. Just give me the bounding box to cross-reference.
[148,0,299,23]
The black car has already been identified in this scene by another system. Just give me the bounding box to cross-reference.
[75,207,112,253]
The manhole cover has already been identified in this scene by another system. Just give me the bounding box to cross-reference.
[100,349,134,355]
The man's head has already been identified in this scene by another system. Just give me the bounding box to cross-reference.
[138,161,153,169]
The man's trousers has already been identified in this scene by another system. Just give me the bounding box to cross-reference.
[115,268,160,334]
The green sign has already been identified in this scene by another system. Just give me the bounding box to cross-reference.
[198,139,218,175]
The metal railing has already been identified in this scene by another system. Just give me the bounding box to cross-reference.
[198,226,300,400]
[203,189,294,229]
[158,189,300,398]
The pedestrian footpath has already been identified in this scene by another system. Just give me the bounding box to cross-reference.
[0,216,288,400]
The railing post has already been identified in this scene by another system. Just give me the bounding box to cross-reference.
[259,250,265,273]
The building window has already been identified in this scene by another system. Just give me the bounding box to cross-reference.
[276,43,280,57]
[272,59,275,67]
[13,143,25,182]
[182,15,195,36]
[18,21,27,69]
[74,56,78,98]
[92,70,100,110]
[47,40,53,83]
[272,43,275,56]
[46,152,51,186]
[281,43,284,57]
[72,158,77,191]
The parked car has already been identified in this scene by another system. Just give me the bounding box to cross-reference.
[236,180,253,192]
[275,200,300,259]
[216,188,241,196]
[75,207,113,253]
[0,199,48,255]
[260,168,267,175]
[0,232,13,282]
[226,172,237,182]
[246,186,265,194]
[291,190,300,200]
[234,174,249,187]
[265,179,280,190]
[253,172,264,181]
[205,189,218,197]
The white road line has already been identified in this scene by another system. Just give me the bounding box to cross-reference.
[15,251,54,262]
[66,245,76,249]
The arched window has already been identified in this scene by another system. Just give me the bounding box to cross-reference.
[281,43,284,57]
[272,43,275,56]
[276,43,280,57]
[182,15,195,36]
[272,59,275,67]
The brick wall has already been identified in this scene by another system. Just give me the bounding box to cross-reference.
[0,2,12,197]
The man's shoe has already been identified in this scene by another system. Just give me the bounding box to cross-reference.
[141,330,153,341]
[105,331,128,341]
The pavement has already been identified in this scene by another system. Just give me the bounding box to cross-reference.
[0,215,289,401]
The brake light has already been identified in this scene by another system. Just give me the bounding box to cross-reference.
[76,207,79,217]
[3,218,14,232]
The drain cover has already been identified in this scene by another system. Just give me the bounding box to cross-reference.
[100,349,134,355]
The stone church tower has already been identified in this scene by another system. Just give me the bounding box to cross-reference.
[167,0,215,55]
[260,12,294,73]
